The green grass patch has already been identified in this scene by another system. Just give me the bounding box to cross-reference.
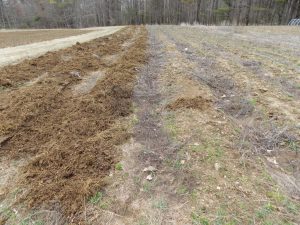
[191,210,210,225]
[89,191,103,205]
[137,217,149,225]
[131,114,139,125]
[266,190,285,203]
[190,141,224,162]
[177,186,189,195]
[288,140,299,155]
[21,219,44,225]
[1,207,16,220]
[152,199,168,210]
[88,191,110,209]
[115,162,123,171]
[256,202,274,219]
[0,85,7,91]
[249,98,257,106]
[164,113,178,138]
[143,181,154,192]
[284,199,299,214]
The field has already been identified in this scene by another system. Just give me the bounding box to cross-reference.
[0,29,94,48]
[0,26,299,224]
[0,27,123,67]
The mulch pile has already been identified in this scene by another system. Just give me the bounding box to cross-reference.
[0,26,148,222]
[166,96,211,111]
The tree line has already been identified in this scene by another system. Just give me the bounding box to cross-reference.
[1,0,299,28]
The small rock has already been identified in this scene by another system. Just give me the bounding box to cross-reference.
[217,186,221,190]
[0,78,12,87]
[214,162,221,171]
[221,94,227,98]
[92,53,100,59]
[194,142,200,146]
[70,71,81,78]
[279,142,285,146]
[259,88,268,93]
[143,166,157,172]
[266,157,278,165]
[268,111,275,118]
[184,48,188,51]
[186,152,191,161]
[0,136,11,147]
[13,209,18,215]
[146,174,153,181]
[0,104,8,111]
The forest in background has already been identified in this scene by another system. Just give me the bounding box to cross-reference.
[0,0,300,28]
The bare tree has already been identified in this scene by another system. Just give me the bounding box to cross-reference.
[1,0,299,28]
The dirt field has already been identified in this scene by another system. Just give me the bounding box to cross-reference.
[0,26,123,67]
[0,25,299,224]
[0,30,93,48]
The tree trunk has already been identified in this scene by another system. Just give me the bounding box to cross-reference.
[245,0,252,25]
[196,0,201,23]
[0,0,6,28]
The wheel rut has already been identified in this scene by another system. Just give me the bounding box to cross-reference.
[133,29,174,171]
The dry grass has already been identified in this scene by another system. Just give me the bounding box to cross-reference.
[149,25,300,225]
[238,119,299,156]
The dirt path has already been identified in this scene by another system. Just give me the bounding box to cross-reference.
[0,26,123,67]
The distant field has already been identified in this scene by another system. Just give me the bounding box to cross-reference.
[0,26,123,67]
[0,29,94,48]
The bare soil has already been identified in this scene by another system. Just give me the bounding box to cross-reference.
[0,30,92,48]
